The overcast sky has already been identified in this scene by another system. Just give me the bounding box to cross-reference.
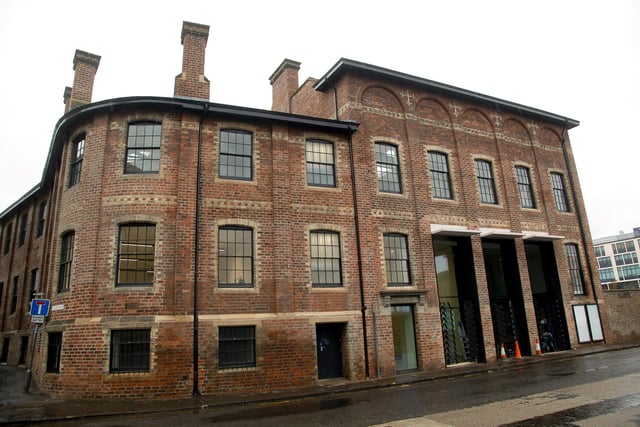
[0,0,638,239]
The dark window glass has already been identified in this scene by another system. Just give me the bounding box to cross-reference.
[475,159,498,204]
[18,213,27,247]
[428,151,453,199]
[3,223,12,255]
[599,268,615,282]
[125,122,161,173]
[117,224,155,286]
[58,232,75,293]
[551,172,570,212]
[220,130,252,180]
[218,226,253,287]
[46,332,62,373]
[219,326,255,369]
[10,276,19,314]
[515,166,536,208]
[36,201,47,237]
[375,143,401,193]
[594,246,605,257]
[310,231,342,287]
[306,140,335,187]
[565,244,585,295]
[384,233,411,286]
[618,265,640,281]
[69,136,85,187]
[30,268,38,300]
[110,329,150,373]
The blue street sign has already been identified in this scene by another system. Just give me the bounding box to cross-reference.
[30,299,51,316]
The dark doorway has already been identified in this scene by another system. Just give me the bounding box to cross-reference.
[316,323,344,379]
[483,239,531,357]
[434,237,485,365]
[18,336,28,365]
[0,338,9,363]
[525,241,570,352]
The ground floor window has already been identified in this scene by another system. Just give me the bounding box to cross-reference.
[46,332,62,373]
[219,326,255,369]
[110,329,150,373]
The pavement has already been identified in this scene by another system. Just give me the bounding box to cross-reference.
[1,343,638,425]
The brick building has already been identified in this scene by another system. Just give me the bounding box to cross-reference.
[0,21,607,399]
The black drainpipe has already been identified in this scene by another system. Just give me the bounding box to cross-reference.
[560,124,599,303]
[193,104,206,396]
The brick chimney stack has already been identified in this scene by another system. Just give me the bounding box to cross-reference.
[269,59,301,113]
[64,50,101,113]
[174,21,210,100]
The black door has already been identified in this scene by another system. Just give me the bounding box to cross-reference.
[316,323,343,379]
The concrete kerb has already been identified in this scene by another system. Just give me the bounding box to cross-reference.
[1,343,636,425]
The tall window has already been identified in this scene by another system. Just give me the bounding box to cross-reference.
[69,135,85,187]
[310,231,342,287]
[116,224,155,286]
[306,140,335,187]
[219,326,256,369]
[384,233,411,286]
[515,166,536,208]
[220,130,252,180]
[375,142,401,193]
[36,201,47,237]
[110,329,150,373]
[46,332,62,373]
[10,276,19,314]
[125,122,161,173]
[551,172,570,212]
[218,226,253,287]
[475,159,498,204]
[565,244,585,295]
[58,232,75,292]
[18,213,27,247]
[594,245,605,257]
[3,223,12,255]
[428,151,453,199]
[30,268,39,300]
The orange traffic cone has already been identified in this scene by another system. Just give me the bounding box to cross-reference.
[514,340,522,359]
[500,343,507,359]
[535,339,542,356]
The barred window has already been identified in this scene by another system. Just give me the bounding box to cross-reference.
[375,143,401,193]
[218,226,253,287]
[551,172,570,212]
[306,140,335,187]
[117,224,155,286]
[475,159,498,204]
[57,232,75,293]
[46,332,62,373]
[428,151,453,199]
[219,326,255,369]
[110,329,150,373]
[69,135,85,186]
[125,122,161,174]
[384,233,411,286]
[565,244,585,295]
[310,231,342,287]
[220,130,252,180]
[515,166,536,209]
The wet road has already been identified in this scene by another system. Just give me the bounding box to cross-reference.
[43,347,640,426]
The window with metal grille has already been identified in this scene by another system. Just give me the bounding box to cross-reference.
[375,142,401,193]
[428,151,453,199]
[218,226,253,287]
[57,232,74,292]
[306,140,335,187]
[551,172,570,212]
[515,166,536,208]
[69,135,85,186]
[474,159,498,204]
[110,329,150,373]
[310,231,342,287]
[46,332,62,373]
[384,233,411,286]
[220,130,252,180]
[565,244,585,295]
[219,326,255,369]
[125,122,161,174]
[116,224,155,286]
